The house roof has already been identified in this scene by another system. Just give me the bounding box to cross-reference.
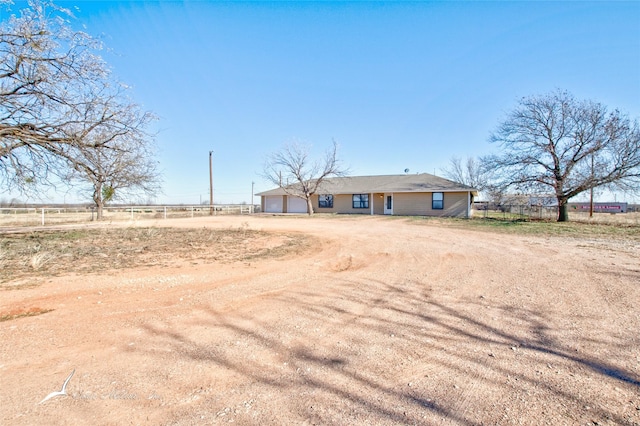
[256,173,478,196]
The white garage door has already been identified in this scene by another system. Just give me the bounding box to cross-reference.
[264,196,283,213]
[287,197,308,213]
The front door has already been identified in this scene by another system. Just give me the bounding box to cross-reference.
[384,193,393,215]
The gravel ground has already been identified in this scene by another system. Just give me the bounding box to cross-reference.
[1,215,639,425]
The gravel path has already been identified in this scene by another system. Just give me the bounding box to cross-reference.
[1,215,639,425]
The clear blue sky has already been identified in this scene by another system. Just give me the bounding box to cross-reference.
[9,1,640,204]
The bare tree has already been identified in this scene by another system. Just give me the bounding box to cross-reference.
[64,121,161,220]
[0,1,152,194]
[263,140,347,215]
[440,156,488,189]
[484,90,640,222]
[440,156,501,205]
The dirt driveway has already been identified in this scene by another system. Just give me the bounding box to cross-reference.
[1,215,639,425]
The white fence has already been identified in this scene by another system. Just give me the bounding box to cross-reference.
[0,205,260,227]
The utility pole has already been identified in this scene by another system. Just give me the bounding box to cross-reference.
[251,181,255,214]
[589,155,594,218]
[209,151,214,216]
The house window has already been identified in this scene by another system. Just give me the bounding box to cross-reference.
[318,194,333,208]
[432,192,444,210]
[352,194,369,209]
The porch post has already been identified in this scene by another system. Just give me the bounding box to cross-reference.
[370,193,374,215]
[467,191,471,218]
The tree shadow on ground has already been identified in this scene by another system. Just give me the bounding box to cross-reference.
[136,276,639,425]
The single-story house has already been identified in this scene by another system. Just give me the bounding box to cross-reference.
[256,173,478,217]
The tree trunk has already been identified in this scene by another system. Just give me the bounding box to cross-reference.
[306,196,314,216]
[306,197,314,216]
[93,183,104,220]
[94,197,104,220]
[557,197,569,222]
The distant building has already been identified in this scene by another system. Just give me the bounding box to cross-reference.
[569,202,628,213]
[528,195,558,206]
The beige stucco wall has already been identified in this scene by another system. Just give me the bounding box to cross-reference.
[310,192,470,217]
[393,192,469,217]
[392,192,428,216]
[441,192,470,217]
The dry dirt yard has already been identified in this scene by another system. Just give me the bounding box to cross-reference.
[1,215,639,425]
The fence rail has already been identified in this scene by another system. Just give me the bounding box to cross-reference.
[2,204,636,228]
[0,205,261,227]
[475,205,560,221]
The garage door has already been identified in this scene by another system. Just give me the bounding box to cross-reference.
[287,196,308,213]
[264,196,283,213]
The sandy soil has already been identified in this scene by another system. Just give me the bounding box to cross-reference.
[1,215,639,425]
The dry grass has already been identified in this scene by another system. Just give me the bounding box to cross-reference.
[0,307,54,322]
[0,226,312,288]
[570,211,640,225]
[403,213,640,240]
[30,251,55,270]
